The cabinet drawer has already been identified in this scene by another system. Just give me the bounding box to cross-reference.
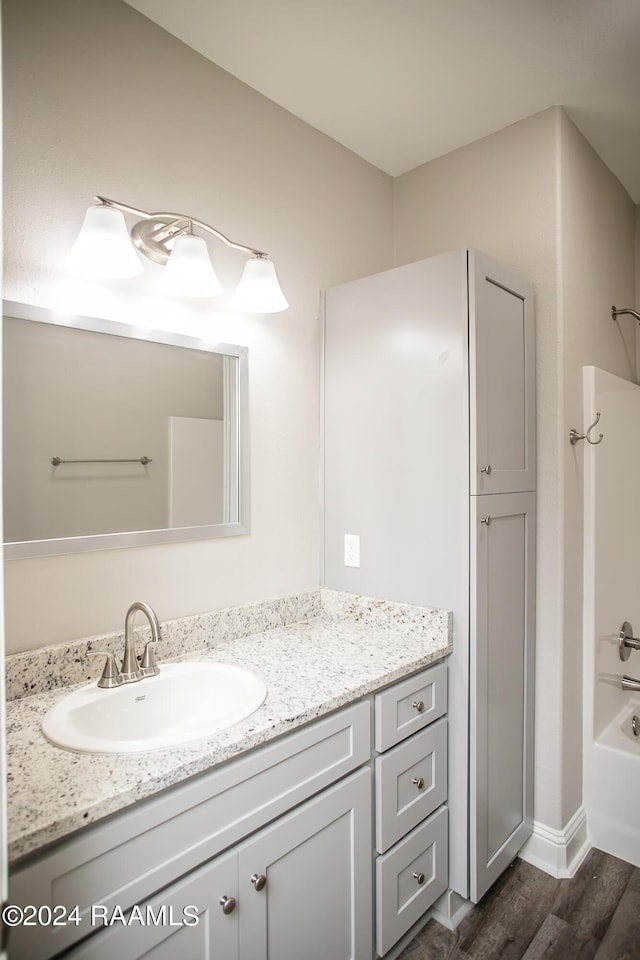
[375,719,447,854]
[10,701,370,960]
[375,806,448,957]
[374,661,446,752]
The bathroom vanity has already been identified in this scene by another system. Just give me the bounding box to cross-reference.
[6,593,451,959]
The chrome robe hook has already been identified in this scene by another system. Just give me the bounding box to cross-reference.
[569,412,603,446]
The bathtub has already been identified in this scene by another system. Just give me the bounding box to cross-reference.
[597,699,640,753]
[588,699,640,867]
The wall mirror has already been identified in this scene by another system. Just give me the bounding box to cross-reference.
[3,301,249,559]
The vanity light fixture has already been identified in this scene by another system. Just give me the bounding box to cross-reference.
[66,196,289,313]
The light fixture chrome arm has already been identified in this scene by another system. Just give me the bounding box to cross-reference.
[95,195,266,258]
[68,195,289,311]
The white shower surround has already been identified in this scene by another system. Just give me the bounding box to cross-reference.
[583,365,640,868]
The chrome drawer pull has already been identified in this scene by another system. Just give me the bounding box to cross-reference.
[413,872,425,885]
[480,464,492,475]
[219,896,236,915]
[480,516,491,525]
[412,776,425,790]
[251,873,267,891]
[412,699,425,713]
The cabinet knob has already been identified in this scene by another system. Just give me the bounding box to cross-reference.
[412,776,425,790]
[219,896,236,915]
[412,699,425,713]
[480,464,492,475]
[251,873,267,891]
[480,516,492,526]
[413,872,425,885]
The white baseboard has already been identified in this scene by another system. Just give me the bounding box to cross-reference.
[519,806,591,878]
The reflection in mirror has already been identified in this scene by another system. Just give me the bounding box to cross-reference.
[3,302,249,558]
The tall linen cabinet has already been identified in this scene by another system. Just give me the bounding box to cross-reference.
[323,249,536,908]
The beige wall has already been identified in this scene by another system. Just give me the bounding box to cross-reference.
[637,207,640,374]
[2,0,393,651]
[393,107,637,832]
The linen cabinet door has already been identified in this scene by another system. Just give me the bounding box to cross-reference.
[469,250,535,496]
[236,768,372,960]
[470,492,535,902]
[62,850,239,960]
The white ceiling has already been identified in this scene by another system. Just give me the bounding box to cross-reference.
[124,0,640,201]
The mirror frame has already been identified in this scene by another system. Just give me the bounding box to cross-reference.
[3,300,250,559]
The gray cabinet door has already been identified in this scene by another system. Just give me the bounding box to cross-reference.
[236,768,372,960]
[470,492,536,902]
[64,850,239,960]
[469,250,535,495]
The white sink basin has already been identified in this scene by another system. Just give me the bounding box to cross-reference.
[42,662,267,754]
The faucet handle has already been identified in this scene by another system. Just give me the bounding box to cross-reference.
[88,652,123,689]
[140,640,160,677]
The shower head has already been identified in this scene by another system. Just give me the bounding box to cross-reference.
[612,305,640,323]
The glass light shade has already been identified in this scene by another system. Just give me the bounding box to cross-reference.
[231,256,289,313]
[157,234,222,298]
[66,204,143,278]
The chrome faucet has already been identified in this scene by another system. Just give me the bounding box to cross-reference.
[120,601,162,683]
[90,602,162,688]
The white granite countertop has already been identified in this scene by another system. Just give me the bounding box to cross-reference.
[7,593,451,864]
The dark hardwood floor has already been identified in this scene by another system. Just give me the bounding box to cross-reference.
[398,849,640,960]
